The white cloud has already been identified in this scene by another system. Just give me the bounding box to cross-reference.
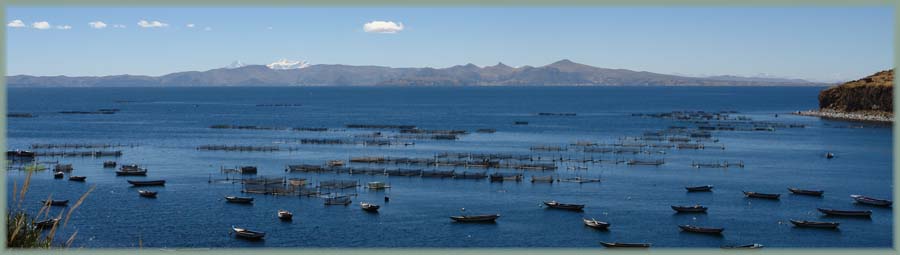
[112,24,126,28]
[137,20,168,28]
[56,25,72,30]
[32,21,51,30]
[7,19,26,28]
[203,26,212,31]
[88,21,107,29]
[266,26,273,30]
[363,20,404,34]
[186,23,195,28]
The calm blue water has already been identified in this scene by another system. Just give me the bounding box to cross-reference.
[5,86,893,248]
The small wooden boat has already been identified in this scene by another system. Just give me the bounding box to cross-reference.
[53,171,64,179]
[360,202,380,212]
[790,219,839,229]
[788,188,824,196]
[277,210,293,220]
[68,176,87,182]
[743,191,780,200]
[679,225,724,234]
[41,200,69,206]
[327,160,345,167]
[232,226,265,240]
[225,196,254,204]
[450,214,500,222]
[817,208,872,217]
[33,218,60,229]
[722,243,764,249]
[582,218,610,229]
[671,205,708,213]
[367,182,389,190]
[103,161,117,168]
[543,201,585,211]
[851,195,892,207]
[685,185,713,192]
[138,190,157,198]
[127,180,166,186]
[825,152,834,159]
[116,169,148,176]
[599,242,651,248]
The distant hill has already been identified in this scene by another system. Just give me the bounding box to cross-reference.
[6,59,827,87]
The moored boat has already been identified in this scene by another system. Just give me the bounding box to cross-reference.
[41,200,69,206]
[789,219,839,229]
[103,161,117,168]
[599,242,651,248]
[68,176,87,182]
[531,175,554,183]
[324,195,352,205]
[685,185,713,192]
[450,214,500,222]
[582,218,610,229]
[138,190,157,198]
[360,202,380,212]
[116,164,148,176]
[722,243,764,249]
[53,164,73,172]
[788,188,824,196]
[817,208,872,217]
[671,205,708,213]
[277,210,293,220]
[127,180,166,186]
[679,225,724,234]
[33,218,60,229]
[850,194,892,207]
[225,196,254,204]
[543,200,585,211]
[232,226,265,240]
[743,191,780,200]
[53,171,64,179]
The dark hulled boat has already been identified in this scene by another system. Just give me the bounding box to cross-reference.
[225,196,254,204]
[543,201,585,211]
[685,185,713,192]
[599,242,651,248]
[790,219,839,229]
[722,243,764,249]
[68,176,87,182]
[817,208,872,217]
[743,191,780,200]
[361,202,380,212]
[33,218,60,229]
[277,210,293,220]
[450,214,500,222]
[138,190,158,198]
[851,195,893,207]
[232,226,265,240]
[53,171,64,179]
[671,205,708,213]
[103,161,117,168]
[41,200,69,206]
[127,180,166,186]
[679,225,724,234]
[787,188,824,196]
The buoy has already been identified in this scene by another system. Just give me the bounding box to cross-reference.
[384,196,390,202]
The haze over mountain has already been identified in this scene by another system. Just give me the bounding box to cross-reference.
[6,59,827,87]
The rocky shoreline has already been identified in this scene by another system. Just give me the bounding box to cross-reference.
[794,109,893,123]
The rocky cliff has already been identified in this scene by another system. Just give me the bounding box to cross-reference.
[819,69,893,113]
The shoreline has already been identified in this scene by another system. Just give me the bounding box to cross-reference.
[794,109,893,123]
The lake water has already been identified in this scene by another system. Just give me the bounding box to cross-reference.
[5,86,893,248]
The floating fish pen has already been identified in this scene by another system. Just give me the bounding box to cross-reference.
[421,170,455,178]
[350,157,388,164]
[571,141,598,146]
[400,129,467,135]
[293,127,328,132]
[514,121,529,125]
[454,172,487,179]
[242,176,288,195]
[58,109,119,114]
[288,178,308,186]
[649,144,675,148]
[505,163,558,171]
[392,134,458,140]
[559,176,601,183]
[327,160,345,167]
[7,150,36,160]
[676,143,705,149]
[363,140,393,146]
[197,145,282,152]
[53,164,73,172]
[531,175,554,183]
[475,129,496,133]
[285,164,327,173]
[537,112,577,116]
[367,181,390,189]
[530,146,567,151]
[385,168,423,176]
[300,139,346,145]
[8,113,35,118]
[318,180,359,189]
[691,160,744,168]
[346,124,416,130]
[30,143,137,149]
[489,173,523,182]
[210,125,282,130]
[34,150,123,157]
[626,159,665,166]
[256,103,303,107]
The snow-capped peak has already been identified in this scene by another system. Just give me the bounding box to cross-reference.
[266,58,310,70]
[225,60,246,69]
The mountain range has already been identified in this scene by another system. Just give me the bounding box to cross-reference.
[6,59,828,87]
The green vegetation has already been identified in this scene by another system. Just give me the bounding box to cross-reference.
[6,171,94,249]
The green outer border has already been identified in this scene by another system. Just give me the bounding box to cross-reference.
[0,1,896,254]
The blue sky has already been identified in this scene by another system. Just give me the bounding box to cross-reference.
[5,7,894,82]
